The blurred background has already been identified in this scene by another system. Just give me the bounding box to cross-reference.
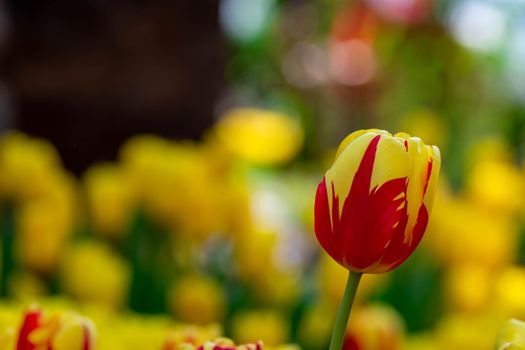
[1,0,525,349]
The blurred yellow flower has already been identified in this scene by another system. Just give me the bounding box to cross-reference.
[0,132,61,200]
[120,136,227,239]
[15,172,78,273]
[427,195,516,269]
[216,108,304,166]
[466,160,523,214]
[119,134,170,201]
[235,229,299,306]
[60,241,130,308]
[231,310,289,346]
[236,229,277,279]
[168,274,226,325]
[84,163,135,238]
[496,267,525,320]
[496,319,525,350]
[467,137,514,167]
[345,304,405,350]
[435,313,502,350]
[445,263,492,314]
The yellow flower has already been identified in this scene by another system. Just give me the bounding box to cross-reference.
[345,304,405,350]
[235,229,299,306]
[496,319,525,350]
[120,136,227,239]
[435,313,502,350]
[496,267,525,320]
[216,108,304,166]
[445,263,492,314]
[466,160,523,214]
[235,229,277,279]
[232,310,289,346]
[427,195,517,269]
[0,132,61,200]
[15,172,78,273]
[84,163,135,238]
[315,129,440,273]
[168,274,226,325]
[119,134,170,201]
[60,241,130,308]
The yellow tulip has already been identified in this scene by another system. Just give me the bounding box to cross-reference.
[0,132,61,200]
[168,274,226,325]
[216,108,304,166]
[15,172,77,273]
[435,313,502,350]
[467,160,523,214]
[60,241,130,308]
[496,267,525,320]
[84,163,135,238]
[445,263,492,313]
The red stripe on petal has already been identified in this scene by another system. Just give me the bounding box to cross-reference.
[423,158,433,196]
[376,203,428,272]
[16,308,42,350]
[315,177,344,264]
[83,323,91,350]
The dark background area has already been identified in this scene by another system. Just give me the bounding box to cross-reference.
[1,0,224,174]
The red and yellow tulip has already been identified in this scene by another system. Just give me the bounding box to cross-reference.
[314,129,440,273]
[16,305,95,350]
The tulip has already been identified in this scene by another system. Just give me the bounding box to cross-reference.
[16,306,96,350]
[314,129,440,350]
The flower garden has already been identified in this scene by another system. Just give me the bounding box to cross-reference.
[1,0,525,349]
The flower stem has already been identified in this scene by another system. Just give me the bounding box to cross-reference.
[328,270,362,350]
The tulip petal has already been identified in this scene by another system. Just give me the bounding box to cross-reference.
[403,137,431,242]
[16,307,42,350]
[326,132,379,223]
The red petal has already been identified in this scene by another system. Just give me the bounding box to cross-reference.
[16,308,42,350]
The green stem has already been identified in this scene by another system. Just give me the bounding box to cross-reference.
[328,271,362,350]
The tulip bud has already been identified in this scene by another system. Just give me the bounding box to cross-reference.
[314,129,440,273]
